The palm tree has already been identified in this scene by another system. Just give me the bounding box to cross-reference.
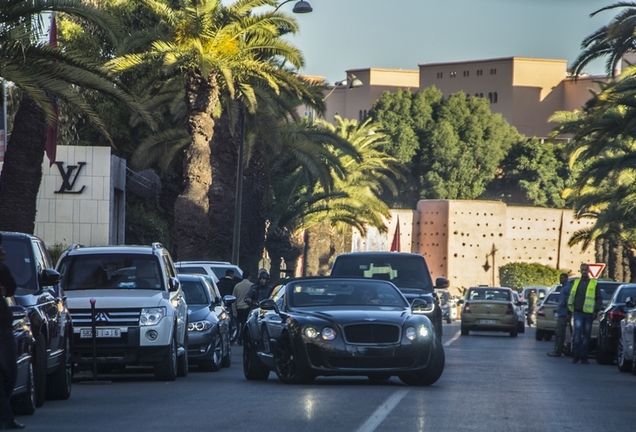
[107,0,310,260]
[0,0,154,233]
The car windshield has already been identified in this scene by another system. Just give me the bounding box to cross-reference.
[616,286,636,304]
[331,255,433,293]
[467,288,510,301]
[543,293,560,305]
[59,254,164,290]
[287,280,409,309]
[180,279,210,305]
[1,237,37,293]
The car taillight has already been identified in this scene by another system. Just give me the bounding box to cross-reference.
[537,306,545,317]
[464,303,471,314]
[609,309,626,322]
[506,304,514,315]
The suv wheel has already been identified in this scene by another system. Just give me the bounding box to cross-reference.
[45,333,72,400]
[154,338,177,381]
[33,334,47,407]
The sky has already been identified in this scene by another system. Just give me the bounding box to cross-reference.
[277,0,618,84]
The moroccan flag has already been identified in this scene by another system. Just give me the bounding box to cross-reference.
[45,13,58,166]
[390,216,401,252]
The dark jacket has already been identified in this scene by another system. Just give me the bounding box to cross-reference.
[216,276,238,298]
[245,283,274,309]
[0,261,17,329]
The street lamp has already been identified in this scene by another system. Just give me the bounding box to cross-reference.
[274,0,313,13]
[324,74,363,100]
[231,0,313,266]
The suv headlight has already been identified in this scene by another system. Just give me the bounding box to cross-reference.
[188,320,213,332]
[140,307,166,326]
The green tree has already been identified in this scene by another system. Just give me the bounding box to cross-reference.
[369,87,521,206]
[107,0,313,260]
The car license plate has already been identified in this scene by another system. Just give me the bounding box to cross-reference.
[80,328,121,338]
[480,319,496,324]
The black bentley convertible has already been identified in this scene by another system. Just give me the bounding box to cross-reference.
[242,277,445,386]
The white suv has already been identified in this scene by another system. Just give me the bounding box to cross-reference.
[56,243,188,381]
[175,261,243,281]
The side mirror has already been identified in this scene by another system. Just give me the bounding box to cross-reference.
[223,295,237,306]
[40,268,61,287]
[435,277,449,289]
[259,299,279,313]
[169,277,180,292]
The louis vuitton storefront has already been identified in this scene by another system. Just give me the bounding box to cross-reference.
[35,146,126,247]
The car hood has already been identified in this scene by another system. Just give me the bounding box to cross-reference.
[66,289,168,309]
[187,304,214,322]
[294,308,418,326]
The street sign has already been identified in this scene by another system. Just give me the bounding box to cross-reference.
[587,263,605,279]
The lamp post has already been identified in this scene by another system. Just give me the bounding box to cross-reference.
[231,0,313,266]
[323,74,363,100]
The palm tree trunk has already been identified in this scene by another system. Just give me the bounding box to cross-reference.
[608,240,621,281]
[0,94,46,233]
[174,71,217,260]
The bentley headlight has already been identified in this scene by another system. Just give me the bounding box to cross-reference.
[188,320,213,332]
[140,307,166,326]
[304,326,319,339]
[321,327,336,340]
[418,325,430,338]
[406,327,417,340]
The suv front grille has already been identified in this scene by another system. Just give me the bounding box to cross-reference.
[71,309,141,327]
[343,324,400,344]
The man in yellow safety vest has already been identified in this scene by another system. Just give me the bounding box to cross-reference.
[567,263,603,364]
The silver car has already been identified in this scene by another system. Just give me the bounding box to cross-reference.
[617,296,636,373]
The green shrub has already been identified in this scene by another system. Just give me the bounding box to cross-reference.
[47,242,69,266]
[499,262,561,291]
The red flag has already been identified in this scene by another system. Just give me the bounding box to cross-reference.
[390,216,401,252]
[45,13,58,166]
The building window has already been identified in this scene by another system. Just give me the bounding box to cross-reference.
[479,93,483,98]
[488,92,493,103]
[450,71,457,78]
[463,70,469,77]
[477,69,483,76]
[437,72,443,79]
[493,92,498,103]
[490,68,497,75]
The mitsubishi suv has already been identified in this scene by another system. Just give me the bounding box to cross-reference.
[56,243,188,381]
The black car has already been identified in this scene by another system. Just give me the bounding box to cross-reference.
[178,274,234,371]
[330,252,449,339]
[8,302,36,416]
[596,283,636,365]
[1,232,72,407]
[242,277,445,386]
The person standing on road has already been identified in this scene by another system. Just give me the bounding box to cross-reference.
[527,290,537,327]
[568,263,603,364]
[244,271,274,310]
[217,269,238,297]
[232,271,252,345]
[548,273,572,357]
[0,233,25,430]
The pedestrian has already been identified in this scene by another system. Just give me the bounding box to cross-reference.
[527,289,537,327]
[231,271,252,345]
[0,233,24,430]
[216,269,237,298]
[548,273,572,357]
[568,263,603,364]
[244,271,274,311]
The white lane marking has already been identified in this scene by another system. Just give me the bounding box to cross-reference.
[356,388,410,432]
[444,329,461,347]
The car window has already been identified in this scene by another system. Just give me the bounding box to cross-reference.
[176,266,207,275]
[617,287,636,303]
[467,288,510,301]
[598,283,621,302]
[1,237,36,292]
[543,293,560,305]
[59,254,164,290]
[287,280,408,308]
[180,279,210,305]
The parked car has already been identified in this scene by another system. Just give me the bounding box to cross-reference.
[521,286,549,324]
[1,231,72,407]
[536,292,560,341]
[330,252,449,339]
[242,276,445,386]
[175,261,243,282]
[460,287,520,337]
[512,291,526,334]
[596,283,635,365]
[8,302,36,416]
[57,243,189,381]
[178,273,233,371]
